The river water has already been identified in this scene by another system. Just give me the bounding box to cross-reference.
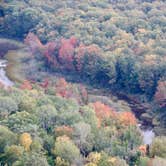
[138,122,155,144]
[141,129,155,144]
[0,59,13,86]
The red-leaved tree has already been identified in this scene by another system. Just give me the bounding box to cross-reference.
[58,38,75,70]
[20,80,32,90]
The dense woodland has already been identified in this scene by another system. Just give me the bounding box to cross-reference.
[0,0,166,166]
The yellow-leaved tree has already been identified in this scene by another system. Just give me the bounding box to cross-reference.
[19,132,32,151]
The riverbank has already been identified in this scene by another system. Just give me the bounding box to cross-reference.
[5,49,27,83]
[0,38,26,83]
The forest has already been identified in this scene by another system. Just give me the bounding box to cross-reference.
[0,0,166,166]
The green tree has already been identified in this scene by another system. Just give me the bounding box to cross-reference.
[22,152,49,166]
[0,97,18,119]
[36,105,57,132]
[53,136,80,164]
[73,122,94,156]
[0,145,24,165]
[150,136,166,158]
[2,111,38,133]
[0,125,17,153]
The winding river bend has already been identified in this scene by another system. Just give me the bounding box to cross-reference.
[0,39,155,145]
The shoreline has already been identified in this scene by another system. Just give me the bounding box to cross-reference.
[5,49,26,83]
[0,38,26,83]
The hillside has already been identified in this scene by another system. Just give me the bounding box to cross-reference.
[0,0,166,166]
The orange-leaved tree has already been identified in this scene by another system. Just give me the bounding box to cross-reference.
[118,111,137,126]
[93,101,116,126]
[20,80,32,90]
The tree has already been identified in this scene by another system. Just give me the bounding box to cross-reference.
[30,138,43,153]
[0,125,17,153]
[138,65,160,97]
[55,157,70,166]
[20,80,33,90]
[52,97,82,126]
[150,136,166,158]
[55,78,88,104]
[43,41,58,66]
[24,32,44,54]
[151,157,166,166]
[18,92,37,113]
[0,145,24,165]
[1,7,40,38]
[36,104,57,132]
[73,122,94,156]
[55,125,73,138]
[108,156,128,166]
[19,133,32,151]
[155,81,166,108]
[81,105,98,130]
[0,96,18,119]
[22,152,49,166]
[74,44,101,72]
[118,112,137,126]
[2,111,38,133]
[53,135,80,164]
[58,38,75,70]
[115,55,140,92]
[55,78,69,98]
[120,126,142,152]
[86,152,101,165]
[93,101,116,126]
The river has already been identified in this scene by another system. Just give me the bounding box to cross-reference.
[138,123,155,144]
[141,129,155,144]
[0,59,13,86]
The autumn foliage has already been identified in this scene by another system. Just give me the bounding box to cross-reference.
[39,78,49,89]
[24,33,101,72]
[55,125,73,138]
[55,78,69,98]
[20,80,32,90]
[93,101,116,126]
[118,111,137,126]
[43,41,59,66]
[138,145,147,156]
[25,33,59,66]
[93,101,116,120]
[58,37,77,70]
[55,78,88,104]
[75,44,101,72]
[19,132,32,151]
[93,101,137,127]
